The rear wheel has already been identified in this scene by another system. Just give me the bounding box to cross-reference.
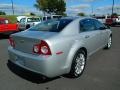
[104,36,112,49]
[68,49,86,78]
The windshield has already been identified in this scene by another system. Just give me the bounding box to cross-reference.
[27,18,40,22]
[29,19,73,32]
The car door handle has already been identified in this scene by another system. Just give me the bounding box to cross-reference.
[85,35,90,38]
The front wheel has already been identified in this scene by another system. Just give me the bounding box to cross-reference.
[26,25,30,29]
[68,50,86,78]
[104,36,112,49]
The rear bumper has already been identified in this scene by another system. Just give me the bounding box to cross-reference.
[8,47,67,77]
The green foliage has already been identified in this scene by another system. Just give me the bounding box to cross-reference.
[0,15,17,23]
[78,12,86,16]
[0,11,6,15]
[34,0,47,15]
[30,12,36,16]
[111,13,118,16]
[34,0,66,15]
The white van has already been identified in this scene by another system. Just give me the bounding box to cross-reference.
[115,16,120,24]
[17,16,27,22]
[42,15,62,21]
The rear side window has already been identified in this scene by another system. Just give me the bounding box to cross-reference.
[80,19,95,32]
[93,19,107,30]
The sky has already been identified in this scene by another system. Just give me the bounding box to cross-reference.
[0,0,120,16]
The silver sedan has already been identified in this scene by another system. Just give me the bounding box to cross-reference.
[8,17,112,78]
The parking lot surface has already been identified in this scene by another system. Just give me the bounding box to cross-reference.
[0,27,120,90]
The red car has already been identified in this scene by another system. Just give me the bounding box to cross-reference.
[0,18,18,34]
[105,16,117,26]
[105,18,113,26]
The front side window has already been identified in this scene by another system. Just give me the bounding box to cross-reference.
[80,19,95,32]
[20,18,26,23]
[29,19,73,32]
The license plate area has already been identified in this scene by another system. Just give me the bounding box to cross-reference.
[15,56,25,66]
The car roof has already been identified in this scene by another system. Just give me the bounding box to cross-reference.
[60,16,93,21]
[61,16,79,20]
[26,17,40,18]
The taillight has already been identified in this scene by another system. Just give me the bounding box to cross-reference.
[33,40,52,55]
[8,37,15,48]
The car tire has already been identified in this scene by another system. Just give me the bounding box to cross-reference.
[26,25,30,29]
[104,36,112,49]
[68,49,86,78]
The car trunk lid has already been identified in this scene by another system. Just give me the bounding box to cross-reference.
[11,31,57,54]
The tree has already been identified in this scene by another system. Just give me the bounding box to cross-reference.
[30,12,36,16]
[0,11,6,15]
[77,12,85,16]
[111,13,118,16]
[34,0,66,16]
[34,0,48,16]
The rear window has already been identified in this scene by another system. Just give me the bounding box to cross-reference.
[0,20,4,24]
[29,19,73,32]
[0,19,8,24]
[53,16,62,19]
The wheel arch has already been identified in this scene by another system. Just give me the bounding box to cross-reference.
[110,33,112,37]
[65,44,88,73]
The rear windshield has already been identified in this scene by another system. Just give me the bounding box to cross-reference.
[29,19,73,32]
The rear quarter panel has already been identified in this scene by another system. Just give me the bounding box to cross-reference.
[0,24,5,32]
[7,23,18,31]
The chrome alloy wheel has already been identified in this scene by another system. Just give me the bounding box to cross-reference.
[74,53,85,76]
[108,37,112,48]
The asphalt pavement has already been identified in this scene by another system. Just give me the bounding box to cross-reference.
[0,27,120,90]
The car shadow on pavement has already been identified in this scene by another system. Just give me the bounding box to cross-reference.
[7,60,60,84]
[0,34,9,40]
[111,25,120,27]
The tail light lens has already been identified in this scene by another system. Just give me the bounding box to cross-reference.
[33,40,52,55]
[8,37,15,48]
